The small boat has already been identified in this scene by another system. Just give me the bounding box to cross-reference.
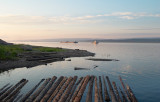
[92,41,99,44]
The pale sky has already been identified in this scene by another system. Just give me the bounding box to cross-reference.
[0,0,160,41]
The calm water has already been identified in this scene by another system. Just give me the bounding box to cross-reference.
[0,42,160,102]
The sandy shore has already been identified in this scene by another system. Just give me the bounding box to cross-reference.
[0,48,95,72]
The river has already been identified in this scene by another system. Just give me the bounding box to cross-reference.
[0,42,160,102]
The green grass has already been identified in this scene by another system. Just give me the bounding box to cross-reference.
[0,45,24,60]
[33,47,64,52]
[0,44,64,60]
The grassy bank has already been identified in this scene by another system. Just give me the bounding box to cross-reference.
[0,44,64,60]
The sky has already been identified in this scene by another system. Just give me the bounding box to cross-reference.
[0,0,160,41]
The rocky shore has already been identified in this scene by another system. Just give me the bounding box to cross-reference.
[0,48,95,72]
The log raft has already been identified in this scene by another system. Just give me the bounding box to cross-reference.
[94,76,99,102]
[47,77,67,102]
[112,81,122,102]
[0,83,10,92]
[102,75,110,101]
[20,79,45,102]
[85,76,94,102]
[99,76,104,102]
[0,75,137,102]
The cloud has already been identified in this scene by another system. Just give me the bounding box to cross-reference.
[0,12,160,25]
[119,16,135,20]
[124,28,160,30]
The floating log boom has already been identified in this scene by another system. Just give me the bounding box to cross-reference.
[0,85,13,96]
[99,76,104,102]
[94,76,99,102]
[106,76,117,102]
[73,75,90,102]
[126,84,138,102]
[119,87,127,102]
[119,76,131,102]
[52,77,73,102]
[34,76,57,102]
[40,76,64,102]
[3,79,28,102]
[66,77,83,102]
[0,83,10,92]
[59,76,78,102]
[47,77,67,102]
[70,77,85,102]
[26,78,51,102]
[85,76,94,102]
[112,81,122,102]
[20,79,45,102]
[0,75,137,102]
[0,79,26,100]
[102,76,110,101]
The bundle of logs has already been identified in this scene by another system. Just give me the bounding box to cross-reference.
[0,75,137,102]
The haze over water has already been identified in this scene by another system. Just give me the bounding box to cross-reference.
[0,42,160,102]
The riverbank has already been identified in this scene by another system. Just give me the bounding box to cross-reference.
[0,44,95,72]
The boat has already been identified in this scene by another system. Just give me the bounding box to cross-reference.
[92,40,99,44]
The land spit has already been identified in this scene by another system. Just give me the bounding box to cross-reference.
[0,75,137,102]
[0,48,95,72]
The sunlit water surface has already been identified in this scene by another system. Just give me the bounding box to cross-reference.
[0,42,160,102]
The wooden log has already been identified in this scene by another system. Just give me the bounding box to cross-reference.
[52,77,73,102]
[85,76,94,102]
[94,76,99,102]
[66,77,83,102]
[73,75,90,102]
[106,76,117,102]
[47,77,68,102]
[13,94,23,102]
[40,76,64,102]
[69,77,85,102]
[99,76,104,102]
[119,76,131,102]
[26,78,51,102]
[102,76,110,101]
[75,77,83,86]
[0,79,26,100]
[40,76,65,102]
[112,82,122,102]
[0,85,13,96]
[2,80,28,102]
[20,79,45,102]
[34,76,57,102]
[6,90,20,102]
[0,83,10,92]
[74,67,90,70]
[59,76,78,102]
[126,84,138,102]
[119,87,127,102]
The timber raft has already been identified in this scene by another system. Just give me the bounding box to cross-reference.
[0,76,137,102]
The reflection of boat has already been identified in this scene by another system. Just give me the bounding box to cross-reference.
[92,41,99,44]
[60,41,78,43]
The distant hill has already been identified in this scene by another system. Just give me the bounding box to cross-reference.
[0,39,12,45]
[18,38,160,43]
[87,38,160,43]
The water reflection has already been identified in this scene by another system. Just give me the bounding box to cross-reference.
[0,42,160,102]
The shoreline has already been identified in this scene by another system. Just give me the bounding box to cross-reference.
[0,48,95,72]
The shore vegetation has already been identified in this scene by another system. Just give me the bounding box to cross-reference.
[0,44,64,60]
